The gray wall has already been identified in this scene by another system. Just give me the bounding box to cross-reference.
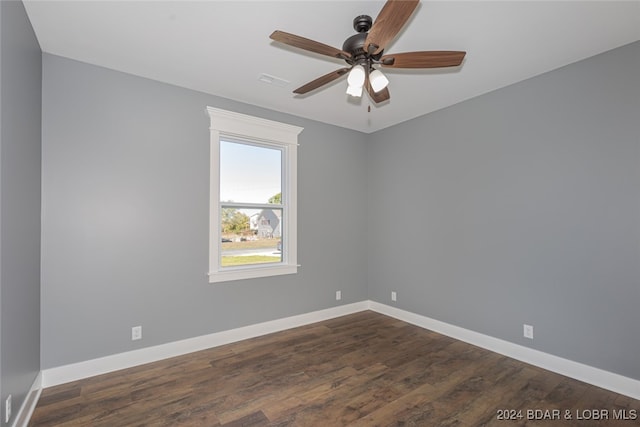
[40,54,368,369]
[367,41,640,380]
[40,38,640,384]
[0,0,42,423]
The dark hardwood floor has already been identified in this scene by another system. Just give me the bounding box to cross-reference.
[30,311,639,426]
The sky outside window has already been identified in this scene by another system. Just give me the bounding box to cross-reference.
[220,140,282,204]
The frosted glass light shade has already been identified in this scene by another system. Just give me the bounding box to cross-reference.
[347,65,366,88]
[346,84,363,97]
[369,69,389,93]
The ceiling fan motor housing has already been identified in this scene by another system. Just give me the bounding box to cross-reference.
[342,33,368,59]
[343,15,383,63]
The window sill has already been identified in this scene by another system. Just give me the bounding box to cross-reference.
[208,264,298,283]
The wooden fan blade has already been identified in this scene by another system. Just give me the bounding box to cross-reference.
[270,30,351,60]
[381,51,466,68]
[365,0,419,55]
[365,77,390,104]
[294,67,351,94]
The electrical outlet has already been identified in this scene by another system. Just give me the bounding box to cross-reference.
[391,291,397,302]
[5,395,11,424]
[132,326,142,341]
[336,290,342,301]
[523,324,534,339]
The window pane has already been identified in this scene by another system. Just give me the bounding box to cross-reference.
[220,140,282,204]
[220,208,283,267]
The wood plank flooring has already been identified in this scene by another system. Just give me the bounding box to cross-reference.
[30,311,639,426]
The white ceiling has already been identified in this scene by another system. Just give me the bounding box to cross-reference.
[23,1,640,133]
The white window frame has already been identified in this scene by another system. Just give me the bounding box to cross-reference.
[207,107,303,283]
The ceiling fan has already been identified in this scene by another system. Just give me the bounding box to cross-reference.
[269,0,466,104]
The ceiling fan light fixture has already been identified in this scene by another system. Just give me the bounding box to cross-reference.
[346,84,363,97]
[369,69,389,93]
[347,64,366,88]
[346,64,366,97]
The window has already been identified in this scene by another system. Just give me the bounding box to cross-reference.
[207,107,303,283]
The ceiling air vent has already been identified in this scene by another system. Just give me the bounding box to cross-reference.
[258,73,290,88]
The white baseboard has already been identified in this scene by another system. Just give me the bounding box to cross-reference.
[41,300,640,401]
[11,371,42,427]
[369,301,640,400]
[41,301,369,388]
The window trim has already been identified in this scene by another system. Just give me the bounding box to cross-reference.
[206,107,303,283]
